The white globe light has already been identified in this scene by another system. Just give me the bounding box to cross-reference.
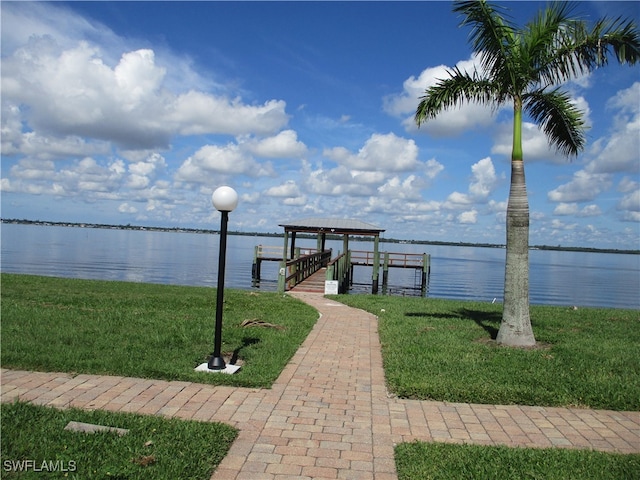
[212,186,238,212]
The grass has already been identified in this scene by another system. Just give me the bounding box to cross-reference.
[331,295,640,411]
[2,274,639,478]
[0,401,237,479]
[0,274,318,388]
[395,441,640,480]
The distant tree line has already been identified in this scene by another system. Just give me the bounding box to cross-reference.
[2,218,637,255]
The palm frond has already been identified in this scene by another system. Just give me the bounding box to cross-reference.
[415,68,500,126]
[541,14,640,85]
[523,89,586,157]
[521,1,584,84]
[453,0,516,79]
[592,16,640,66]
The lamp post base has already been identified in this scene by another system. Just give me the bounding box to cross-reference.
[195,362,241,375]
[208,356,226,370]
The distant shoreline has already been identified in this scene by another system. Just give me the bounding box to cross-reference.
[3,218,638,255]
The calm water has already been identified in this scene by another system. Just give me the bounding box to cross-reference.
[1,224,638,309]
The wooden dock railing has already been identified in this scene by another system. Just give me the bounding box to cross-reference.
[252,245,282,282]
[350,250,424,268]
[255,245,285,260]
[326,251,350,294]
[350,250,431,294]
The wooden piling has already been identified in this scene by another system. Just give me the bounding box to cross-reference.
[421,253,431,294]
[277,260,286,293]
[382,252,390,290]
[372,236,380,294]
[252,246,261,281]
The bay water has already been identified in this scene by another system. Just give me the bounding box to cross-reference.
[1,223,638,310]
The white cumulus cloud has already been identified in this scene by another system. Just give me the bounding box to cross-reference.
[126,153,167,190]
[244,130,308,158]
[265,180,301,197]
[324,132,421,172]
[445,157,501,207]
[1,7,290,153]
[617,189,640,221]
[175,144,275,183]
[457,210,478,224]
[548,171,613,203]
[586,82,640,175]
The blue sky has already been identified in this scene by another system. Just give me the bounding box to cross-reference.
[1,1,639,248]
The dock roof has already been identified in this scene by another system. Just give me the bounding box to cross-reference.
[279,217,385,236]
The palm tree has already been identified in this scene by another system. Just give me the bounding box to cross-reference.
[415,0,639,347]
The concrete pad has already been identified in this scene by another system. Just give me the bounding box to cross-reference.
[64,421,128,436]
[194,363,241,375]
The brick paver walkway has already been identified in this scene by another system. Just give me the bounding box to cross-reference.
[2,292,639,479]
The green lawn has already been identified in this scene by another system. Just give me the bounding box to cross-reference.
[332,294,640,411]
[395,441,640,480]
[1,273,318,388]
[1,401,237,479]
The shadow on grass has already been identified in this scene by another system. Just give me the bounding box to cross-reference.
[208,337,260,366]
[405,312,461,320]
[459,308,501,339]
[229,337,260,365]
[405,309,501,339]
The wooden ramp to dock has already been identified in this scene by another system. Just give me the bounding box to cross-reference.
[290,267,328,293]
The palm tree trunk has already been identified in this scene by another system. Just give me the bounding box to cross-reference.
[497,99,536,347]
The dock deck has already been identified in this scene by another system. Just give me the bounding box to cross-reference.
[289,267,328,293]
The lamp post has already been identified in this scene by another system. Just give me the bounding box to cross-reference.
[208,186,238,370]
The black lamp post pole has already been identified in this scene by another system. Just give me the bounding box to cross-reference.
[208,210,229,370]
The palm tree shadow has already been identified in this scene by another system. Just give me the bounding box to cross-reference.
[459,308,501,339]
[405,312,461,320]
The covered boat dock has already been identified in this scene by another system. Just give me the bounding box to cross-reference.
[252,217,430,295]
